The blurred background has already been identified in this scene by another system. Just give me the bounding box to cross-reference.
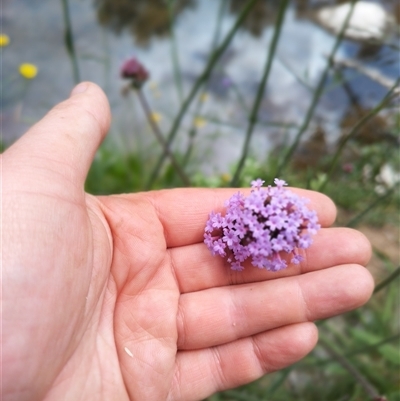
[2,0,399,400]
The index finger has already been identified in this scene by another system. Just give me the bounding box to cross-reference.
[145,187,336,248]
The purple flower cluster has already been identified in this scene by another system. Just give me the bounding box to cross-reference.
[204,178,320,272]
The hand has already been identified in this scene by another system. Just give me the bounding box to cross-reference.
[2,82,374,401]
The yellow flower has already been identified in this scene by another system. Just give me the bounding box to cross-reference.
[193,116,207,128]
[220,173,231,183]
[150,112,162,123]
[19,63,38,79]
[149,81,158,90]
[0,34,10,47]
[199,92,209,103]
[149,81,161,99]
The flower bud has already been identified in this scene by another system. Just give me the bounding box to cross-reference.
[121,57,149,88]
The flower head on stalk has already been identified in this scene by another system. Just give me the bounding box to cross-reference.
[121,57,149,89]
[204,179,320,272]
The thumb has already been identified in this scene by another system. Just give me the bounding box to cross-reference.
[4,82,111,192]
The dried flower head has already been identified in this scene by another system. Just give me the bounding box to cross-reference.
[120,57,149,88]
[204,178,320,271]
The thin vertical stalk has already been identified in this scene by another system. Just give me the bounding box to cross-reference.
[61,0,80,84]
[230,0,290,186]
[136,89,190,186]
[373,266,400,294]
[167,0,184,104]
[265,367,292,396]
[275,0,357,177]
[319,335,384,401]
[146,0,259,189]
[318,78,400,192]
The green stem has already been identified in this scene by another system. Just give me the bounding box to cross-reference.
[230,0,290,186]
[275,0,357,177]
[136,88,190,186]
[265,367,292,396]
[374,266,400,294]
[61,0,81,84]
[318,78,400,192]
[319,334,382,400]
[346,186,396,228]
[300,333,400,367]
[146,0,259,189]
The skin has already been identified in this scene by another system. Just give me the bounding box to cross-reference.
[2,82,374,401]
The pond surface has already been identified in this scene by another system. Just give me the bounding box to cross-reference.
[2,0,399,173]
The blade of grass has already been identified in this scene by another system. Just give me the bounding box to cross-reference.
[230,0,290,186]
[275,0,357,177]
[319,78,400,192]
[146,0,259,189]
[61,0,81,84]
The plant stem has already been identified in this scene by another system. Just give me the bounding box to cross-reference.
[265,368,292,396]
[300,333,400,367]
[319,335,384,401]
[61,0,81,84]
[374,266,400,294]
[136,88,190,186]
[146,0,259,189]
[230,0,290,186]
[275,0,357,177]
[319,78,400,192]
[346,186,396,228]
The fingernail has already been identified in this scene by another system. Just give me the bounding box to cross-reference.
[70,82,89,96]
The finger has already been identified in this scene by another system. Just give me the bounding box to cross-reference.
[3,82,110,189]
[176,264,373,350]
[171,227,372,293]
[169,322,318,401]
[145,187,336,247]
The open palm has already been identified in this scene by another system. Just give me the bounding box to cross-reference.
[2,83,374,401]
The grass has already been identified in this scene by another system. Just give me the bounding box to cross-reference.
[7,0,400,399]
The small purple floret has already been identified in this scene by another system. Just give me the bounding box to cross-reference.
[204,178,320,271]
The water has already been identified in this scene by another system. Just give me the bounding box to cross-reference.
[2,0,399,173]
